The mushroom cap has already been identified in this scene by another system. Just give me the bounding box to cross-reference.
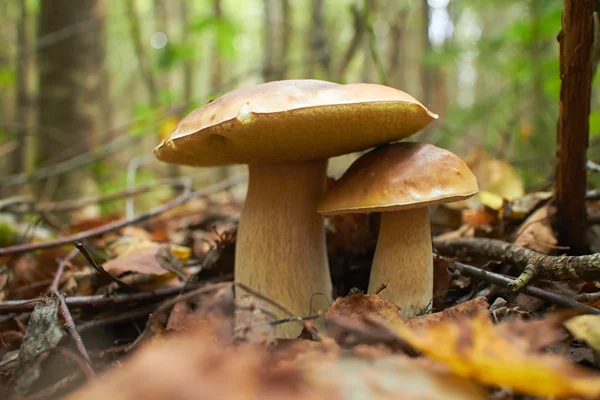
[317,142,479,215]
[153,79,437,166]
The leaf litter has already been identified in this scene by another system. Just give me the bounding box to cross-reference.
[2,164,600,399]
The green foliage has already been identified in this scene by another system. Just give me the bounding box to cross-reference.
[0,67,15,87]
[190,15,240,59]
[157,42,195,71]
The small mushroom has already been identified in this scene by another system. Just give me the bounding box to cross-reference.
[154,80,437,336]
[318,142,478,318]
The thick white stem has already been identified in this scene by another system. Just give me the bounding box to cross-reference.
[235,160,332,337]
[368,207,433,318]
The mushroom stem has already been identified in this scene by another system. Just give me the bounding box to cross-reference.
[368,207,433,317]
[235,159,332,337]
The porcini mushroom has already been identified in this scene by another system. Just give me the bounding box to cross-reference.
[154,80,437,336]
[318,142,478,318]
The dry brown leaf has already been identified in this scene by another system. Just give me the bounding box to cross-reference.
[432,255,453,311]
[391,311,600,399]
[325,293,403,342]
[406,297,489,329]
[434,224,475,241]
[462,207,497,228]
[103,246,174,276]
[166,301,196,332]
[66,323,335,400]
[514,204,557,254]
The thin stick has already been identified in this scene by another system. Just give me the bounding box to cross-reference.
[0,173,245,257]
[49,249,94,372]
[0,275,233,313]
[446,257,600,315]
[74,241,132,291]
[434,237,600,288]
[8,177,190,214]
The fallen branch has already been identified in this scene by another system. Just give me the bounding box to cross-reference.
[0,275,232,314]
[433,237,600,291]
[0,173,245,257]
[441,256,600,315]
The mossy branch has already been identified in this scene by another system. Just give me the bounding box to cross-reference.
[433,237,600,291]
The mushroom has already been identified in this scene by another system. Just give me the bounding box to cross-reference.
[154,80,437,336]
[318,142,478,318]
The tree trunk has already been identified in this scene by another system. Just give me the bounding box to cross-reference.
[154,0,170,102]
[305,0,331,79]
[262,0,291,81]
[180,0,193,105]
[387,7,408,89]
[11,0,32,178]
[126,0,158,106]
[37,0,107,218]
[555,0,594,254]
[420,0,432,106]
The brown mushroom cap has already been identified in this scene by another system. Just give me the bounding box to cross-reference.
[154,80,437,166]
[318,142,479,215]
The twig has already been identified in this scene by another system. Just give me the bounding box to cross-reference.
[574,291,600,303]
[0,275,232,314]
[6,177,189,214]
[434,237,600,290]
[77,304,158,332]
[49,249,94,372]
[74,241,133,291]
[443,257,600,315]
[0,173,245,257]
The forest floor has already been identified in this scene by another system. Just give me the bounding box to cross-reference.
[2,157,600,399]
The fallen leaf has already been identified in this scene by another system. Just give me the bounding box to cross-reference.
[565,314,600,352]
[501,191,553,221]
[514,204,557,254]
[66,323,336,400]
[325,293,403,342]
[13,298,66,396]
[103,245,182,277]
[406,297,489,329]
[453,147,525,210]
[432,256,453,311]
[391,311,600,399]
[321,355,489,400]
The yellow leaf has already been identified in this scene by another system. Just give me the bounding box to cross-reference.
[565,315,600,352]
[107,236,191,262]
[392,312,600,399]
[158,115,180,142]
[461,147,525,210]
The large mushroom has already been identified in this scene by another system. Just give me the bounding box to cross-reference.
[154,80,437,336]
[318,142,478,318]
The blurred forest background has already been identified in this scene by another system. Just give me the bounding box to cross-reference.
[0,0,597,221]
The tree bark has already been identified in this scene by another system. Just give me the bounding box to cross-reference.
[37,0,107,214]
[262,0,291,81]
[11,0,32,178]
[211,0,223,88]
[420,0,432,106]
[305,0,331,79]
[126,0,158,106]
[180,0,193,105]
[555,0,594,254]
[387,7,408,89]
